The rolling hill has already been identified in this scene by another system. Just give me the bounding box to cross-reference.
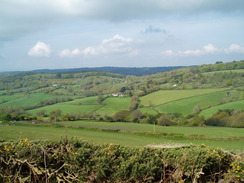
[0,60,244,127]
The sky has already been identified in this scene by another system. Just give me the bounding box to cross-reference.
[1,0,244,72]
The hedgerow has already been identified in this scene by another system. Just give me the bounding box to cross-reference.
[0,138,242,182]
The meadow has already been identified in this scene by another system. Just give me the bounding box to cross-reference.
[30,103,102,115]
[202,69,244,75]
[200,99,244,118]
[56,120,244,137]
[0,121,243,152]
[0,93,22,104]
[96,97,131,115]
[0,93,66,107]
[154,90,243,115]
[140,88,226,106]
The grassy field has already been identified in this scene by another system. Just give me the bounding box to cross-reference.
[57,120,244,138]
[0,93,22,104]
[0,122,243,152]
[29,96,131,115]
[203,69,244,75]
[64,96,98,105]
[154,90,242,115]
[96,97,130,115]
[0,93,61,107]
[30,103,102,115]
[200,99,244,118]
[140,88,227,106]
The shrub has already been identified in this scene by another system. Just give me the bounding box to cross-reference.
[157,115,173,126]
[0,139,238,183]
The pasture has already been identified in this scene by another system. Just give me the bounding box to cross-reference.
[0,93,62,107]
[0,121,243,152]
[154,90,243,115]
[0,93,22,104]
[57,120,244,138]
[64,96,98,105]
[29,96,130,115]
[96,97,130,115]
[30,103,102,115]
[200,99,244,118]
[140,88,226,106]
[202,69,244,75]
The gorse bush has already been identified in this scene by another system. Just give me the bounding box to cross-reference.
[0,138,242,183]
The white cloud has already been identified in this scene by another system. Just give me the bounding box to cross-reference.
[28,41,51,57]
[179,44,218,56]
[71,48,82,56]
[203,44,218,54]
[164,44,218,56]
[94,35,135,54]
[162,49,174,56]
[59,49,70,57]
[224,44,244,54]
[59,48,82,57]
[60,35,139,58]
[178,49,202,56]
[83,47,97,56]
[162,43,244,57]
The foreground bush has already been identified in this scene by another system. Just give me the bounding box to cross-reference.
[0,138,242,182]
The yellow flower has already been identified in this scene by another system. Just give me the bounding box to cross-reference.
[236,166,241,171]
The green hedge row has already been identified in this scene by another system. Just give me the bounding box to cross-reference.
[0,138,242,182]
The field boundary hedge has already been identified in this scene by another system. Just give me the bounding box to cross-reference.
[1,138,243,182]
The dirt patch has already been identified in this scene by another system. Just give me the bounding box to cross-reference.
[146,143,191,149]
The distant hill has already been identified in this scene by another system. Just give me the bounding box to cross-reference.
[1,66,185,76]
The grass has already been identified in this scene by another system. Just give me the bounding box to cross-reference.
[51,88,72,95]
[0,93,61,107]
[30,103,102,115]
[57,121,244,138]
[154,90,243,115]
[140,88,227,106]
[29,96,130,115]
[96,97,130,115]
[200,99,244,118]
[0,93,22,104]
[203,69,244,75]
[0,122,243,152]
[64,96,98,105]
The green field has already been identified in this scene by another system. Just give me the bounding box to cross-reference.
[96,97,130,115]
[51,88,72,95]
[140,88,226,106]
[154,90,243,115]
[0,122,243,152]
[57,120,244,138]
[0,93,22,104]
[0,93,62,107]
[30,103,102,115]
[200,99,244,118]
[64,96,98,105]
[29,96,130,115]
[203,69,244,75]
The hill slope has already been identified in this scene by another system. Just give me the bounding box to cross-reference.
[0,60,244,127]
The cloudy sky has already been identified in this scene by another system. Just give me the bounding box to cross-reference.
[1,0,244,72]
